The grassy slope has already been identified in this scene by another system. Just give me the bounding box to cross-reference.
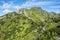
[0,7,60,40]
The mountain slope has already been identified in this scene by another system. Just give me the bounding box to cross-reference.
[0,7,60,40]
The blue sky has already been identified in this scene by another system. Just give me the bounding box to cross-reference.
[0,0,60,16]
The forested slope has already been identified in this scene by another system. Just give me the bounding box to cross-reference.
[0,7,60,40]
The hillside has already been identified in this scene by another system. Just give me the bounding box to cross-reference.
[0,7,60,40]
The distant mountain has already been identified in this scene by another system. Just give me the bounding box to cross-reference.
[0,7,60,40]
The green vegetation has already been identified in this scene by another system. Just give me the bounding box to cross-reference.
[0,7,60,40]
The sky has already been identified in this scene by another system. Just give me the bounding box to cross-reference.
[0,0,60,16]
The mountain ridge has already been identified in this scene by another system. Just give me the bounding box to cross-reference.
[0,7,60,40]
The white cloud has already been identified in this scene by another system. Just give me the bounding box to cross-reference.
[14,6,22,9]
[27,0,36,1]
[0,2,21,13]
[3,9,12,14]
[1,0,60,11]
[21,0,60,8]
[2,3,12,10]
[49,6,60,8]
[21,1,55,8]
[0,0,60,16]
[31,0,36,1]
[0,1,21,10]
